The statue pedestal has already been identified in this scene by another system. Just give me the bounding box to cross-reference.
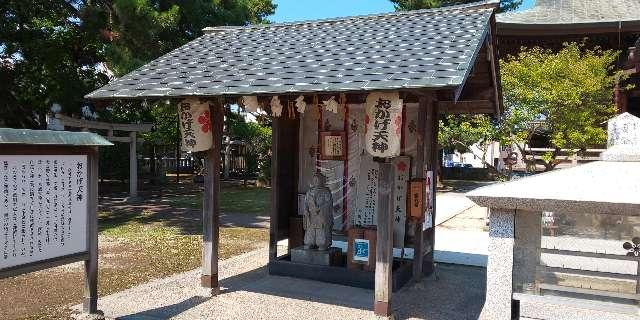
[291,246,341,266]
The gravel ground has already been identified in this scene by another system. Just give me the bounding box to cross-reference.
[72,246,487,320]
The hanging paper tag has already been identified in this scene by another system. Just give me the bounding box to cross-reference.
[423,170,434,230]
[178,98,213,152]
[364,91,403,158]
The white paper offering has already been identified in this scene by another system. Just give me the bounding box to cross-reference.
[365,91,403,158]
[178,98,213,152]
[0,155,88,270]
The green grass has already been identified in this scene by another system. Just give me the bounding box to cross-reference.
[170,186,270,215]
[8,185,271,320]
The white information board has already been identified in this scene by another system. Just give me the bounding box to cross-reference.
[0,155,88,270]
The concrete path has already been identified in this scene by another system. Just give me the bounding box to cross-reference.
[433,181,492,268]
[74,247,486,320]
[435,192,476,226]
[434,228,488,267]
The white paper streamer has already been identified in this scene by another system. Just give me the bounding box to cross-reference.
[295,95,307,113]
[270,96,283,117]
[322,96,339,114]
[242,96,260,113]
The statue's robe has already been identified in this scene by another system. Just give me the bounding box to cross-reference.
[303,185,333,249]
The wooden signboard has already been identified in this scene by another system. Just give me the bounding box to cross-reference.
[0,129,110,315]
[391,156,410,248]
[319,131,346,161]
[0,155,89,270]
[408,179,424,220]
[354,156,379,226]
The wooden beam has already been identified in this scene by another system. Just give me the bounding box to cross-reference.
[55,114,153,132]
[426,100,440,275]
[374,160,394,317]
[437,100,495,114]
[128,132,138,199]
[103,136,145,143]
[269,117,281,262]
[201,101,223,294]
[83,148,99,314]
[487,14,502,115]
[412,94,430,282]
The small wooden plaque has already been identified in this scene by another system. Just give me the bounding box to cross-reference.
[408,179,424,220]
[319,131,347,161]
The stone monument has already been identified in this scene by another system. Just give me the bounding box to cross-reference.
[291,172,340,265]
[466,113,640,320]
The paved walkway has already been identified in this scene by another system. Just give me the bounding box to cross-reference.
[435,192,476,225]
[73,248,486,320]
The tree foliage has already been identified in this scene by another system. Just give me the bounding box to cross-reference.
[0,0,109,128]
[227,112,272,181]
[439,114,495,154]
[499,43,620,171]
[0,0,276,128]
[390,0,523,12]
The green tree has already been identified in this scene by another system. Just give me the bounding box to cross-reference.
[227,108,272,181]
[499,43,620,171]
[101,0,276,76]
[390,0,522,12]
[438,114,506,177]
[0,0,108,128]
[0,0,276,128]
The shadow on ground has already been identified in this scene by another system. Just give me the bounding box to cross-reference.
[115,262,486,320]
[98,182,270,235]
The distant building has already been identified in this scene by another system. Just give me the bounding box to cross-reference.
[496,0,640,116]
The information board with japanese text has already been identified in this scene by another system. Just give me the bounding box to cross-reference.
[0,155,88,270]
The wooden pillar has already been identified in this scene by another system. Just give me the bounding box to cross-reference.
[615,84,628,114]
[412,94,433,281]
[201,101,223,293]
[426,97,439,274]
[269,117,281,262]
[374,160,394,317]
[129,131,138,199]
[83,148,99,313]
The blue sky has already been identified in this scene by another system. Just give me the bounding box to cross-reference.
[269,0,535,23]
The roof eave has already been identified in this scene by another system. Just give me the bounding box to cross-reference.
[85,84,461,102]
[497,20,640,36]
[468,195,640,216]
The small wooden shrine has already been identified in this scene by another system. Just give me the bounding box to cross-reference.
[87,1,502,316]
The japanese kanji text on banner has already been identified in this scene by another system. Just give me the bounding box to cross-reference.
[179,98,213,152]
[364,92,403,158]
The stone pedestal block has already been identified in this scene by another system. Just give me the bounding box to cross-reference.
[291,246,341,266]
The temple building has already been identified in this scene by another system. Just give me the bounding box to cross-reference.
[496,0,640,116]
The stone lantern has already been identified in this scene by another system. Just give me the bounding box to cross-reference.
[467,113,640,320]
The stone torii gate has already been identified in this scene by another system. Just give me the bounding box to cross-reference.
[48,113,153,200]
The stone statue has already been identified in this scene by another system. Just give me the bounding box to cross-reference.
[303,172,334,250]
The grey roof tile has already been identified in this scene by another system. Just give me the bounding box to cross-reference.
[497,0,640,25]
[87,2,494,100]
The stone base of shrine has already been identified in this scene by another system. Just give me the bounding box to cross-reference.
[269,252,432,291]
[290,246,341,266]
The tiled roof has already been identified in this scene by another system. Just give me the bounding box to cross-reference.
[86,2,495,100]
[0,128,113,146]
[497,0,640,25]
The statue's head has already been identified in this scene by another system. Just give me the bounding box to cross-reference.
[311,172,327,188]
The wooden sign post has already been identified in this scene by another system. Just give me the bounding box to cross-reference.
[201,101,224,294]
[0,129,111,315]
[374,159,394,317]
